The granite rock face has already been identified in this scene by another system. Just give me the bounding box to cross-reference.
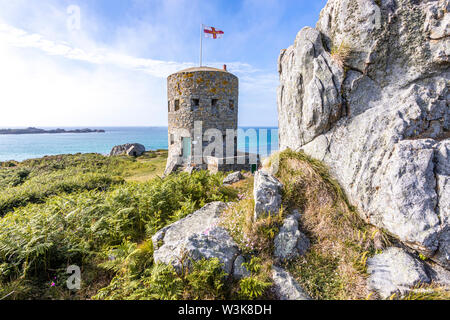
[152,202,239,274]
[271,266,310,300]
[274,212,310,261]
[110,143,145,157]
[427,261,450,287]
[367,247,431,299]
[253,170,284,220]
[435,141,450,267]
[277,0,450,269]
[277,26,345,148]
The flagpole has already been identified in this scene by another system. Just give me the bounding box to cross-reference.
[199,23,203,67]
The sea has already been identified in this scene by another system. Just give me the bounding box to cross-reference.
[0,127,279,162]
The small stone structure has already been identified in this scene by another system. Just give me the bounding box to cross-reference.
[165,66,259,175]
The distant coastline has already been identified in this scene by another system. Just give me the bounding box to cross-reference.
[0,127,278,162]
[0,127,105,135]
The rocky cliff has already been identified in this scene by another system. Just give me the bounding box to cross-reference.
[277,0,449,269]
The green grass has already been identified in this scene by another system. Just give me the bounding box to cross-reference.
[0,151,167,216]
[287,251,343,300]
[123,151,167,182]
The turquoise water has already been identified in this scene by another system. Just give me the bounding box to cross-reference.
[0,127,278,162]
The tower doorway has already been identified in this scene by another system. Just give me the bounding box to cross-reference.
[182,137,191,161]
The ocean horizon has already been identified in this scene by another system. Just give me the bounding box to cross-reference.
[0,126,279,162]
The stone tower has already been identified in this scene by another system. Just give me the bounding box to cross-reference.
[165,66,240,174]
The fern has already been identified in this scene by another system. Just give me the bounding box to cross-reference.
[238,276,272,300]
[0,155,234,299]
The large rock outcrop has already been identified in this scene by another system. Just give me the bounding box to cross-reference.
[278,0,450,269]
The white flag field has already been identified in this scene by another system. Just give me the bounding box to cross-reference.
[203,25,224,39]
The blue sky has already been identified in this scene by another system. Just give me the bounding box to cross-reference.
[0,0,327,126]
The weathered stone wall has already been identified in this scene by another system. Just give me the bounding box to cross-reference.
[166,67,239,168]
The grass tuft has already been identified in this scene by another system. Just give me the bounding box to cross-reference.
[331,41,352,69]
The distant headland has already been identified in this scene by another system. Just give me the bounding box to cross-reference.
[0,127,105,135]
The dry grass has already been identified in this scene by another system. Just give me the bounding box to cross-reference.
[219,174,281,300]
[331,41,352,69]
[222,150,391,299]
[220,173,285,257]
[226,173,254,196]
[399,284,450,300]
[272,149,389,300]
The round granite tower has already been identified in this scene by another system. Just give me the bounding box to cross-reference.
[165,66,239,173]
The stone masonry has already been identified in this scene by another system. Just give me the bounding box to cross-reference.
[165,66,258,175]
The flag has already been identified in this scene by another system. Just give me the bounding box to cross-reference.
[203,25,224,39]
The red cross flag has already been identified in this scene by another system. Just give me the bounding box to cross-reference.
[203,25,224,39]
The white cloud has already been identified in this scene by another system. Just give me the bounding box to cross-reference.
[0,22,267,78]
[0,0,279,127]
[0,22,195,78]
[0,42,167,127]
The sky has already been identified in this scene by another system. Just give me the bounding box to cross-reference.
[0,0,327,127]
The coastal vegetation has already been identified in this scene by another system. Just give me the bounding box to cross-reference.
[218,150,386,300]
[0,151,240,299]
[1,150,447,300]
[0,152,166,217]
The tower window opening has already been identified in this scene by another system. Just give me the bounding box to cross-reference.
[211,99,218,114]
[170,134,174,145]
[168,101,171,112]
[191,99,200,111]
[229,100,234,111]
[174,99,180,111]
